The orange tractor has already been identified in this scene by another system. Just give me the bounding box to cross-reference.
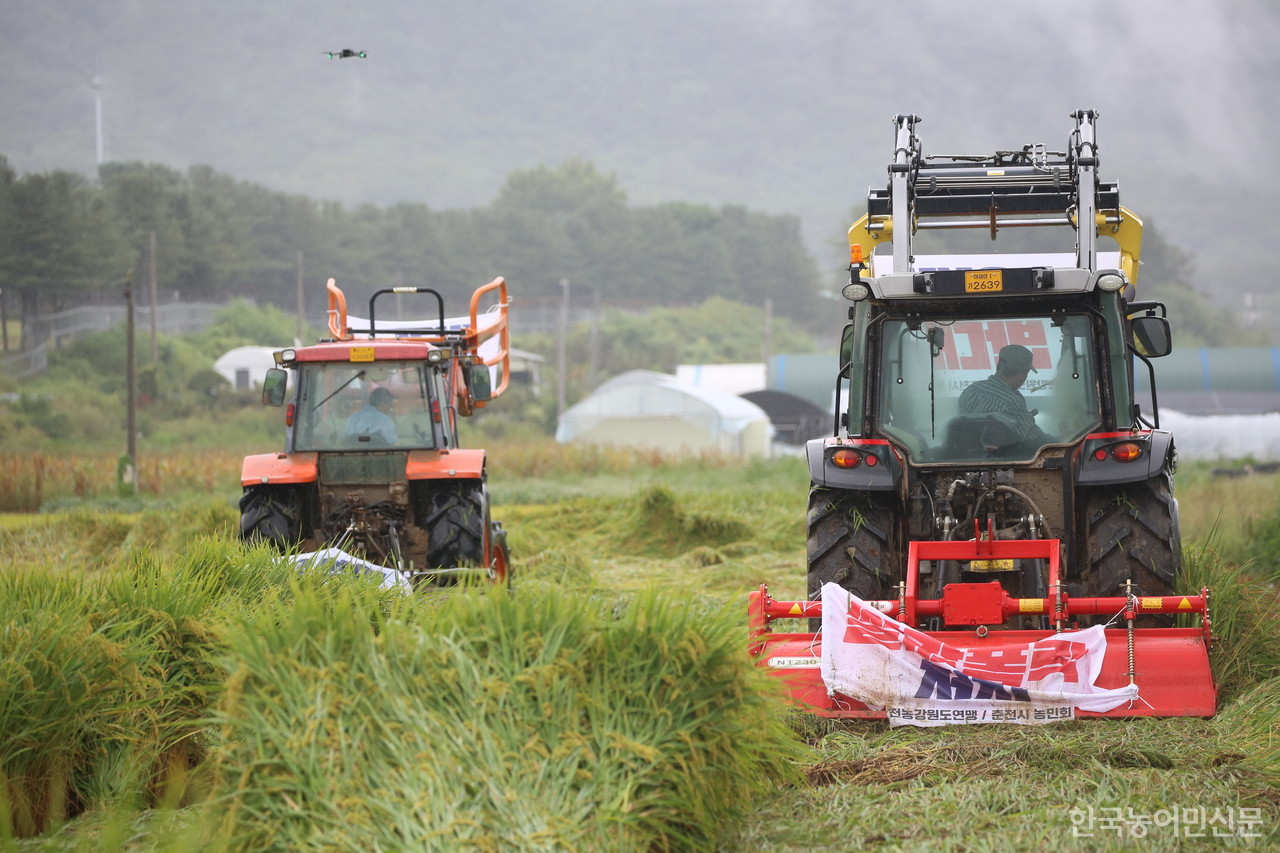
[750,112,1215,723]
[240,276,511,586]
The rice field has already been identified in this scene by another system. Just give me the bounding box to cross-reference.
[2,446,1279,850]
[0,452,244,513]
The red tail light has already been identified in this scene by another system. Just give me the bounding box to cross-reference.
[1111,442,1143,462]
[1095,442,1143,463]
[831,448,861,469]
[285,402,295,427]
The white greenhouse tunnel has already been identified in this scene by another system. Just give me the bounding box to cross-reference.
[555,370,774,458]
[1157,409,1280,462]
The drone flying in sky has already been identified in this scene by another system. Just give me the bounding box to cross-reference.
[325,49,367,59]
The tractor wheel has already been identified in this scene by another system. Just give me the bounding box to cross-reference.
[806,486,903,630]
[1080,475,1182,604]
[239,486,300,550]
[422,481,487,571]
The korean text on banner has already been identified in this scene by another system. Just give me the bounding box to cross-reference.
[819,584,1138,727]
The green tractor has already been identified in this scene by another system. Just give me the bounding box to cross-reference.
[807,111,1179,617]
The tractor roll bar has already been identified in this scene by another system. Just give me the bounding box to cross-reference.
[368,287,446,337]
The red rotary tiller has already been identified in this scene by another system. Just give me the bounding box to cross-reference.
[749,536,1215,718]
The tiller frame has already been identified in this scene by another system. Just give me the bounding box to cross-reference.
[749,535,1216,718]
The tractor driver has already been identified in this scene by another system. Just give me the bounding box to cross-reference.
[957,344,1048,445]
[344,387,398,445]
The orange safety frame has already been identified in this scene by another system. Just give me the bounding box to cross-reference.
[325,276,511,402]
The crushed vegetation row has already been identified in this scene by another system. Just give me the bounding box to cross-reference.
[1,498,803,849]
[3,462,1280,849]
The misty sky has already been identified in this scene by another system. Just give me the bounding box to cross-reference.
[3,0,1277,284]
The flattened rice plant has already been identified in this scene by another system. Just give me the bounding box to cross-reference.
[206,584,803,851]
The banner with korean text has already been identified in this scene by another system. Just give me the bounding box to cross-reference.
[819,584,1139,727]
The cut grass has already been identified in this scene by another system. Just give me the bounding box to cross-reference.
[0,541,243,838]
[2,449,1279,850]
[501,459,1280,851]
[203,584,803,852]
[725,716,1279,852]
[1,505,809,849]
[504,471,810,603]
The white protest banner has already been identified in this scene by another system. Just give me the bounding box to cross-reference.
[819,584,1138,727]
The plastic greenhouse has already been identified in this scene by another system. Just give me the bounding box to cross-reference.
[555,370,774,457]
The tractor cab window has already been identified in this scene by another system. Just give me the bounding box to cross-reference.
[876,314,1101,463]
[293,361,438,451]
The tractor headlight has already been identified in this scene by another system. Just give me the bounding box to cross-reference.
[1096,273,1125,292]
[843,282,871,301]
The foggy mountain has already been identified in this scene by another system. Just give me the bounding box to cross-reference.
[3,0,1277,301]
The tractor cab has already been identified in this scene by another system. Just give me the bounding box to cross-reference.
[265,341,470,453]
[293,358,442,451]
[875,309,1104,463]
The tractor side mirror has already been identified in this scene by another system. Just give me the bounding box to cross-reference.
[840,324,855,365]
[1131,315,1172,358]
[468,363,492,402]
[262,368,288,406]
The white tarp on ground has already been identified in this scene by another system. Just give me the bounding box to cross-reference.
[292,548,411,591]
[819,584,1137,728]
[1158,409,1280,461]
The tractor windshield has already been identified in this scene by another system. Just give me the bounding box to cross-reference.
[876,313,1102,463]
[292,361,438,451]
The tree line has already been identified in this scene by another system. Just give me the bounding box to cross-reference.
[0,155,824,349]
[0,150,1264,354]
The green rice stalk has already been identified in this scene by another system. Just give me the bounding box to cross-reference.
[1180,540,1280,698]
[204,583,803,851]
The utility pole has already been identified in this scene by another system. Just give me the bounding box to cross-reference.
[90,75,105,165]
[295,251,305,345]
[588,289,601,391]
[148,230,158,363]
[762,297,774,383]
[0,288,7,352]
[124,262,139,493]
[558,278,569,419]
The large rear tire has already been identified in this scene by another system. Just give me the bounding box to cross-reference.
[1080,475,1182,600]
[421,481,487,570]
[806,486,903,630]
[239,486,300,550]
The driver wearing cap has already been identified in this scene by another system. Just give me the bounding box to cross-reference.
[957,344,1047,442]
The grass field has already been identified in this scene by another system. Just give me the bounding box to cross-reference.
[2,446,1279,850]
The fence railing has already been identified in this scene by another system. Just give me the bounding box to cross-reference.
[3,302,224,379]
[0,342,48,380]
[3,295,635,379]
[24,302,224,345]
